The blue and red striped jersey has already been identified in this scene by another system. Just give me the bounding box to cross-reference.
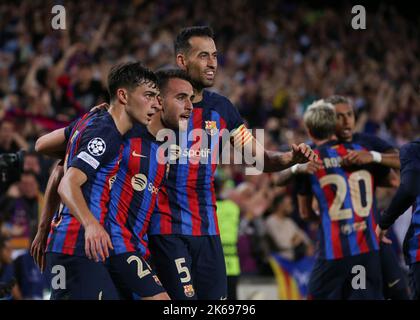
[404,197,420,264]
[149,90,243,236]
[297,141,381,260]
[106,124,167,258]
[400,140,420,264]
[348,133,392,222]
[46,110,123,257]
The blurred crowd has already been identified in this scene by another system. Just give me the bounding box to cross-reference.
[0,0,418,299]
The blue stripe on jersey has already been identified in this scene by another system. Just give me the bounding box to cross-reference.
[406,197,420,263]
[310,148,334,259]
[311,175,334,260]
[50,219,70,253]
[89,170,107,221]
[177,118,193,235]
[327,146,359,257]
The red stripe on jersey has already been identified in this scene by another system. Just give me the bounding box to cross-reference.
[62,218,81,255]
[116,140,142,252]
[157,186,172,234]
[416,236,420,262]
[187,109,203,235]
[316,149,343,259]
[138,160,167,259]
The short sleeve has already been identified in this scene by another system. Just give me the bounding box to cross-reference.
[68,125,121,180]
[225,99,244,132]
[64,119,78,142]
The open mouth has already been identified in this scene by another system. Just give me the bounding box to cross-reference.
[180,113,191,120]
[205,70,215,79]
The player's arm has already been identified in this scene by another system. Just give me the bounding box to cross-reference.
[231,125,318,173]
[342,147,400,169]
[297,194,319,222]
[30,160,64,272]
[375,166,400,188]
[295,173,319,222]
[378,169,420,230]
[57,167,113,262]
[35,128,67,159]
[375,150,400,169]
[275,162,323,186]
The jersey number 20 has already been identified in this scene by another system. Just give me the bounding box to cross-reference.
[319,170,373,221]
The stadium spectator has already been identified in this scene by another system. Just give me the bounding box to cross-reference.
[0,171,44,250]
[265,194,314,261]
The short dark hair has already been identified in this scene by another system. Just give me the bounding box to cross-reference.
[107,61,158,101]
[155,68,192,95]
[324,95,351,106]
[174,26,214,54]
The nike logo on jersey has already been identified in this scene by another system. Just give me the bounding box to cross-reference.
[388,279,400,288]
[132,151,147,158]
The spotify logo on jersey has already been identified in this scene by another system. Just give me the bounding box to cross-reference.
[131,174,148,192]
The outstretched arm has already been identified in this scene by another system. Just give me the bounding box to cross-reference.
[231,125,318,173]
[30,161,64,272]
[35,128,67,158]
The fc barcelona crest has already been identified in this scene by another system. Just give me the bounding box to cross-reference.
[205,120,218,136]
[183,284,195,298]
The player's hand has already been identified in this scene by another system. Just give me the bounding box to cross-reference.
[296,161,323,174]
[84,221,113,262]
[375,225,392,244]
[342,150,373,166]
[89,102,109,113]
[30,227,49,273]
[291,143,318,164]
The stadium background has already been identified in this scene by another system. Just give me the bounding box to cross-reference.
[0,0,418,299]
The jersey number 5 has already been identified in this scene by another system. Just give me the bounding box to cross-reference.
[175,257,191,283]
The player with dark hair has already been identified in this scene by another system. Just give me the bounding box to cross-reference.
[376,139,420,299]
[32,68,195,299]
[324,95,409,299]
[148,26,318,300]
[297,100,394,299]
[104,68,194,300]
[33,61,160,299]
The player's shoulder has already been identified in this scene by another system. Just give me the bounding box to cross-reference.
[125,123,160,144]
[400,139,420,160]
[203,90,234,109]
[83,110,120,136]
[353,132,394,151]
